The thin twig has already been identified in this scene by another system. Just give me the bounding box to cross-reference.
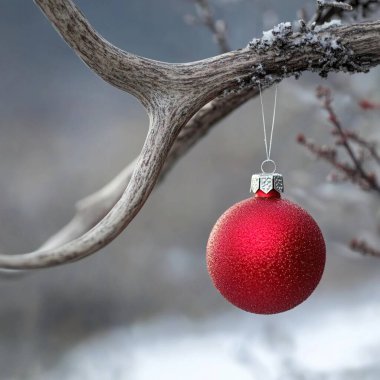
[316,86,380,193]
[350,239,380,257]
[359,99,380,110]
[188,0,230,53]
[344,130,380,165]
[298,86,380,258]
[297,133,365,185]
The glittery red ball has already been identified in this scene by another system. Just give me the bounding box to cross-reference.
[206,194,326,314]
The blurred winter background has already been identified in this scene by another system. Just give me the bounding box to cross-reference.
[0,0,380,379]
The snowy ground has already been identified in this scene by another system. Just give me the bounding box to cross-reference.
[39,285,380,380]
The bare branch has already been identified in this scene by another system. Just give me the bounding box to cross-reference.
[191,0,231,53]
[298,87,380,258]
[297,133,375,189]
[0,0,379,269]
[359,98,380,109]
[316,86,380,192]
[350,238,380,257]
[298,86,380,193]
[344,130,380,165]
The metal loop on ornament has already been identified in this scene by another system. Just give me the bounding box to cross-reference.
[261,159,276,174]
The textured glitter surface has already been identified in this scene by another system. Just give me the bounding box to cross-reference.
[206,196,326,314]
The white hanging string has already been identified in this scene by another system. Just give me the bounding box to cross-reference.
[258,83,278,173]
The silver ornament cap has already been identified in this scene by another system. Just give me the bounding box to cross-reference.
[250,172,284,194]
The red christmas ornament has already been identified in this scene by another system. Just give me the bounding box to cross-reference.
[206,172,326,314]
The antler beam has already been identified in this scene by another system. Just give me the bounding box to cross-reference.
[0,0,379,269]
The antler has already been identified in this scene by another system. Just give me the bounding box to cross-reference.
[0,0,379,269]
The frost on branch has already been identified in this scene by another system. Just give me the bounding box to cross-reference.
[227,19,374,99]
[317,0,354,11]
[314,19,342,31]
[248,22,293,50]
[247,20,370,78]
[314,0,380,24]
